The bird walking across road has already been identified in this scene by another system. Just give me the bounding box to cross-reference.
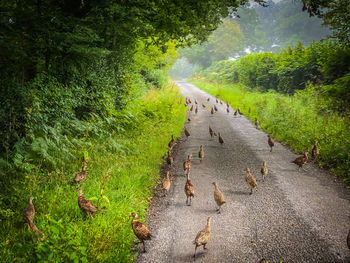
[185,171,194,206]
[267,135,275,152]
[292,152,308,171]
[213,182,226,213]
[211,107,214,115]
[245,168,258,195]
[218,133,224,145]
[193,217,211,259]
[184,127,190,138]
[183,154,192,173]
[130,212,152,253]
[209,126,217,138]
[195,106,198,114]
[198,145,204,163]
[261,161,268,181]
[162,171,171,193]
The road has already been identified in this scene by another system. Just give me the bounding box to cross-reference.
[137,80,350,263]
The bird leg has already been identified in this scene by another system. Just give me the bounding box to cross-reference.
[203,244,207,250]
[193,245,198,258]
[270,147,272,152]
[250,189,253,195]
[186,197,188,205]
[189,197,192,206]
[142,240,146,253]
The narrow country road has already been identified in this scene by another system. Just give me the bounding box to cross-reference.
[137,80,350,263]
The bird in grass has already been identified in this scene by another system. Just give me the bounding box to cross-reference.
[311,140,319,160]
[255,118,259,128]
[162,171,171,192]
[218,133,224,145]
[267,135,274,152]
[209,126,217,138]
[76,187,98,218]
[260,161,268,181]
[193,217,211,258]
[23,197,35,226]
[168,135,175,149]
[185,171,195,206]
[184,127,190,138]
[183,154,192,173]
[198,145,204,163]
[245,168,258,194]
[29,221,45,241]
[74,164,87,183]
[166,150,174,166]
[130,212,152,253]
[213,182,226,213]
[292,152,308,171]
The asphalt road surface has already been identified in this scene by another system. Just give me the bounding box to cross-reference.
[137,80,350,263]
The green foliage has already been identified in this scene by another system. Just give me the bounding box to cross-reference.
[0,83,187,262]
[190,79,350,182]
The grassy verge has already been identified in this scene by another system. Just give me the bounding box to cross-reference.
[189,78,350,183]
[0,83,186,262]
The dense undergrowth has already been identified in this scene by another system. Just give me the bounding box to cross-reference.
[190,79,350,183]
[0,83,186,262]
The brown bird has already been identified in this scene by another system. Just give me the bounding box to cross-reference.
[245,168,258,194]
[198,145,204,162]
[168,135,175,149]
[248,107,251,114]
[218,133,224,145]
[220,100,223,105]
[188,118,191,122]
[130,212,152,253]
[213,182,226,213]
[261,161,268,181]
[23,197,35,226]
[162,171,171,192]
[209,126,216,138]
[260,259,269,263]
[216,98,218,103]
[166,151,174,166]
[195,99,198,104]
[76,187,98,218]
[185,172,195,206]
[292,152,308,171]
[234,110,238,116]
[190,105,194,111]
[207,98,210,102]
[193,217,211,258]
[237,106,241,114]
[312,140,319,160]
[226,107,230,114]
[255,118,259,128]
[74,164,87,183]
[188,98,192,103]
[211,107,214,115]
[183,154,192,172]
[184,127,190,138]
[195,106,198,114]
[267,135,274,152]
[29,221,45,241]
[202,103,206,108]
[214,105,218,111]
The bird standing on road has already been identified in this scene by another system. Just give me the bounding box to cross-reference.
[190,105,194,111]
[218,133,224,145]
[163,171,171,192]
[23,197,35,226]
[198,145,204,163]
[267,135,275,152]
[130,212,152,253]
[245,168,258,194]
[166,150,174,166]
[168,135,175,149]
[255,118,259,128]
[261,161,268,181]
[202,103,206,108]
[185,172,194,206]
[195,106,198,114]
[193,217,211,258]
[226,107,230,114]
[209,126,216,138]
[292,152,308,171]
[184,127,190,138]
[211,107,214,115]
[213,182,226,213]
[183,154,192,173]
[214,105,218,112]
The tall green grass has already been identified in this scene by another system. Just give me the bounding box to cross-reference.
[0,83,186,262]
[190,79,350,183]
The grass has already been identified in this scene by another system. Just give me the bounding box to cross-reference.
[0,82,186,262]
[189,78,350,183]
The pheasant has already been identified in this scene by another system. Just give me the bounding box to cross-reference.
[195,99,198,104]
[220,100,223,105]
[218,133,224,145]
[216,98,218,103]
[195,106,198,114]
[267,135,274,152]
[23,197,35,225]
[198,145,204,163]
[193,217,211,258]
[211,107,214,115]
[184,127,190,138]
[130,212,152,253]
[245,168,258,194]
[226,107,230,114]
[183,154,192,172]
[213,182,226,213]
[311,140,319,160]
[29,221,45,241]
[234,110,238,116]
[74,164,87,183]
[168,135,175,149]
[190,105,194,111]
[185,171,195,205]
[202,103,206,108]
[292,152,308,171]
[255,118,259,128]
[207,97,210,102]
[209,126,216,138]
[76,187,98,218]
[260,161,268,181]
[162,171,171,192]
[214,105,218,111]
[166,150,174,166]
